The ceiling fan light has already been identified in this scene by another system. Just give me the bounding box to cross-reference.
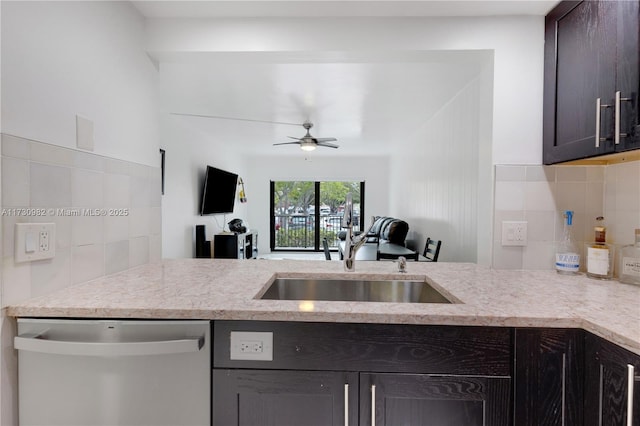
[300,142,316,151]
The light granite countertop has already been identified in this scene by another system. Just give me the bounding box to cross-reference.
[7,258,640,355]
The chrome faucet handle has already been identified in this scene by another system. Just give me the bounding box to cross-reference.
[395,256,407,273]
[341,192,353,228]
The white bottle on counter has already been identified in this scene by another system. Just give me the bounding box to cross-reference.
[619,229,640,286]
[555,210,580,274]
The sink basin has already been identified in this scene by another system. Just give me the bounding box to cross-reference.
[259,277,453,304]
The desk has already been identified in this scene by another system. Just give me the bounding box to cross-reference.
[338,242,422,261]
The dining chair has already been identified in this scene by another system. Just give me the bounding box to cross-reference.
[423,237,442,262]
[322,238,332,260]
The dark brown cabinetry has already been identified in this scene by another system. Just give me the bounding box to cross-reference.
[213,369,358,426]
[212,321,512,426]
[212,321,640,426]
[213,231,258,259]
[584,333,640,426]
[360,373,510,426]
[514,328,584,426]
[543,0,640,164]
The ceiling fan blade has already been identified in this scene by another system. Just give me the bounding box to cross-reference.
[314,137,338,143]
[273,141,302,146]
[170,112,300,127]
[287,136,303,140]
[317,142,340,149]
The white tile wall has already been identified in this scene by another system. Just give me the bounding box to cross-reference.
[493,161,640,271]
[1,134,162,306]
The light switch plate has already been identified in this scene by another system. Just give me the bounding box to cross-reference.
[501,221,527,246]
[15,223,56,262]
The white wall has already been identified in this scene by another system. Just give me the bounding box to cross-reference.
[389,73,486,262]
[1,1,159,166]
[1,2,160,424]
[159,114,248,258]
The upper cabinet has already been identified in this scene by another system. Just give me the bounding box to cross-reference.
[543,0,640,164]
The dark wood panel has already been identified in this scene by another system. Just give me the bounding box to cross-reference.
[213,321,512,376]
[616,0,640,151]
[584,332,640,426]
[543,0,618,164]
[514,328,584,426]
[213,369,358,426]
[359,373,511,426]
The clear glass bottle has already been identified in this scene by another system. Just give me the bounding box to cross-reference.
[586,217,614,280]
[619,229,640,286]
[555,210,580,274]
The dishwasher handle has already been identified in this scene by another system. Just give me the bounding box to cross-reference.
[14,333,205,357]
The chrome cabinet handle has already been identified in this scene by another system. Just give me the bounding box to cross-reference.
[14,333,204,356]
[628,364,635,426]
[371,384,376,426]
[595,98,610,148]
[562,353,566,426]
[615,91,632,145]
[344,384,349,426]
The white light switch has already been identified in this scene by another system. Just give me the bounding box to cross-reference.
[25,232,37,253]
[15,223,56,263]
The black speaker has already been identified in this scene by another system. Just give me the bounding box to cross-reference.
[195,225,211,258]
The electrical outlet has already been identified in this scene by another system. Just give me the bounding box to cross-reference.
[230,331,273,361]
[501,221,528,246]
[15,223,56,262]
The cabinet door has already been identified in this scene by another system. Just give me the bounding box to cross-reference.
[514,328,584,426]
[359,373,510,426]
[584,333,640,426]
[213,369,358,426]
[543,0,618,164]
[616,0,640,152]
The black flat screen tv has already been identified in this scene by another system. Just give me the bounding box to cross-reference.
[200,165,238,215]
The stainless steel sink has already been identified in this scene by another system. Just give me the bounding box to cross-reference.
[259,277,453,304]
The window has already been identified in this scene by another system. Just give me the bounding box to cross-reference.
[270,181,364,251]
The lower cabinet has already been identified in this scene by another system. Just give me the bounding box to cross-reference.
[360,373,510,426]
[514,328,584,426]
[584,333,640,426]
[211,321,640,426]
[212,321,512,426]
[213,370,510,426]
[213,369,358,426]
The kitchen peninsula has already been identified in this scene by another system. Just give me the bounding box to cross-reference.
[7,258,640,354]
[8,258,640,425]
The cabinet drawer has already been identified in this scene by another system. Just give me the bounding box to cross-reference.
[213,321,512,376]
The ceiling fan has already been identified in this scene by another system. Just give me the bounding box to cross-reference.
[171,113,339,152]
[273,121,339,151]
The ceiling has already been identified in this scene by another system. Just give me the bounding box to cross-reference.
[136,1,559,157]
[133,1,560,18]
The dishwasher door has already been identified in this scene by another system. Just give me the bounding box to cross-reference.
[15,319,210,426]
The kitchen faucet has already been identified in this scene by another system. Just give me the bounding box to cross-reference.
[341,192,375,272]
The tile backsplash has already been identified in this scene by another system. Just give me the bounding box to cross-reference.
[493,162,640,271]
[1,134,162,306]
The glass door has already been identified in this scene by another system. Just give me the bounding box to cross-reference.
[271,181,363,251]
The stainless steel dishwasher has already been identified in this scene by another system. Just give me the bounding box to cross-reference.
[15,318,210,426]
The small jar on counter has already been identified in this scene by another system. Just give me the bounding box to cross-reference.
[585,217,614,280]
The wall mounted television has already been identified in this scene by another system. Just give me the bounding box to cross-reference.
[200,165,238,215]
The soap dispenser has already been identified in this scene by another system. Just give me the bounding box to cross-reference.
[555,210,580,274]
